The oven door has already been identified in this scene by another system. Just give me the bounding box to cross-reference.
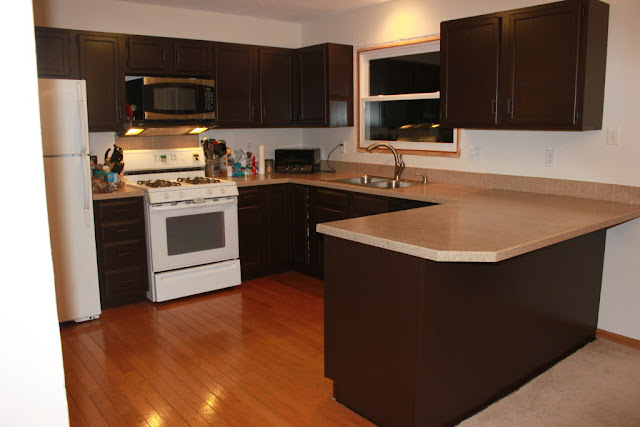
[148,197,238,272]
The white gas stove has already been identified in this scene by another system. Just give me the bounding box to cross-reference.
[123,148,241,303]
[123,148,238,204]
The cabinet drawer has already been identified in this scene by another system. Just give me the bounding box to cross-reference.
[350,193,389,217]
[100,240,146,269]
[313,188,348,210]
[238,187,263,207]
[102,266,148,299]
[99,220,145,243]
[96,198,144,222]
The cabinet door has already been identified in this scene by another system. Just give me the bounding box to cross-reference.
[297,45,328,126]
[216,43,260,127]
[125,36,172,73]
[259,48,294,126]
[35,27,79,79]
[78,34,122,132]
[290,185,309,272]
[440,17,501,128]
[237,187,264,280]
[265,185,292,271]
[174,40,212,75]
[501,2,581,128]
[309,206,348,279]
[309,188,349,278]
[327,43,354,127]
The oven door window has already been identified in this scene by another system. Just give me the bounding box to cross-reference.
[148,198,239,272]
[166,211,225,255]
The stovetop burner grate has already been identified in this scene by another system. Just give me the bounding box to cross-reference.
[176,177,221,185]
[137,179,182,188]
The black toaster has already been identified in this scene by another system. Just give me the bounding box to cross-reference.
[274,148,321,173]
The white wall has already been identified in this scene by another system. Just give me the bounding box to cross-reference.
[302,0,640,340]
[0,2,69,426]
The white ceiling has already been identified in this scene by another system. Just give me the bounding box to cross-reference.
[120,0,393,23]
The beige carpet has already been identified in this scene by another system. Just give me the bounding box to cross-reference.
[460,339,640,426]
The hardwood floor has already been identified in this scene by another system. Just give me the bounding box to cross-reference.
[60,272,373,426]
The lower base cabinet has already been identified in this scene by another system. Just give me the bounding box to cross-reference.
[238,185,292,280]
[324,231,606,426]
[93,197,149,308]
[238,183,435,281]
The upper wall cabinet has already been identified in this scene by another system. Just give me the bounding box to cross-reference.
[260,47,295,127]
[78,33,123,132]
[440,0,609,131]
[215,44,297,128]
[35,27,80,79]
[35,26,354,131]
[215,43,260,127]
[297,43,354,127]
[123,35,213,76]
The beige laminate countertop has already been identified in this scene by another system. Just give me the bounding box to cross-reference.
[228,172,640,263]
[92,185,144,200]
[97,173,640,263]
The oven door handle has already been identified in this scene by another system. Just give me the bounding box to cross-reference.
[149,197,237,212]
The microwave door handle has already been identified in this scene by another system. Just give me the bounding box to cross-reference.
[149,197,237,212]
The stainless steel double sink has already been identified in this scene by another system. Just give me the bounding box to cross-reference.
[326,175,421,189]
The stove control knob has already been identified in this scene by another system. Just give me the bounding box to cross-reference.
[163,192,170,200]
[221,187,226,194]
[207,188,214,195]
[179,191,185,198]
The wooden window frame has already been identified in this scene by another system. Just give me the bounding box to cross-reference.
[356,36,461,158]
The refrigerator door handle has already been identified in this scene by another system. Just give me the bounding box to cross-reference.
[77,81,90,155]
[81,155,92,227]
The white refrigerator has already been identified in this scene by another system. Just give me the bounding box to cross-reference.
[38,78,101,323]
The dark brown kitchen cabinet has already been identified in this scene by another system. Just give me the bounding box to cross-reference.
[440,17,501,128]
[173,39,213,75]
[215,43,260,127]
[259,48,295,126]
[290,185,309,271]
[238,185,292,280]
[35,27,79,79]
[123,35,213,76]
[308,188,349,278]
[238,183,434,280]
[78,33,123,132]
[440,0,609,130]
[93,197,149,309]
[124,36,172,73]
[238,187,263,279]
[296,43,354,127]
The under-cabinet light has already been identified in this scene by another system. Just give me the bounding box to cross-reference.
[125,127,145,136]
[188,127,208,134]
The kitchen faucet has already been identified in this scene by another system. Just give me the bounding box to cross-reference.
[365,142,405,181]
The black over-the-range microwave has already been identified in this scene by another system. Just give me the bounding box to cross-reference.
[125,77,216,121]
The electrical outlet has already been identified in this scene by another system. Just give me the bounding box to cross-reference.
[341,140,347,153]
[545,149,556,167]
[606,127,619,145]
[470,147,482,162]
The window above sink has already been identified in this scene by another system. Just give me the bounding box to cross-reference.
[358,38,460,157]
